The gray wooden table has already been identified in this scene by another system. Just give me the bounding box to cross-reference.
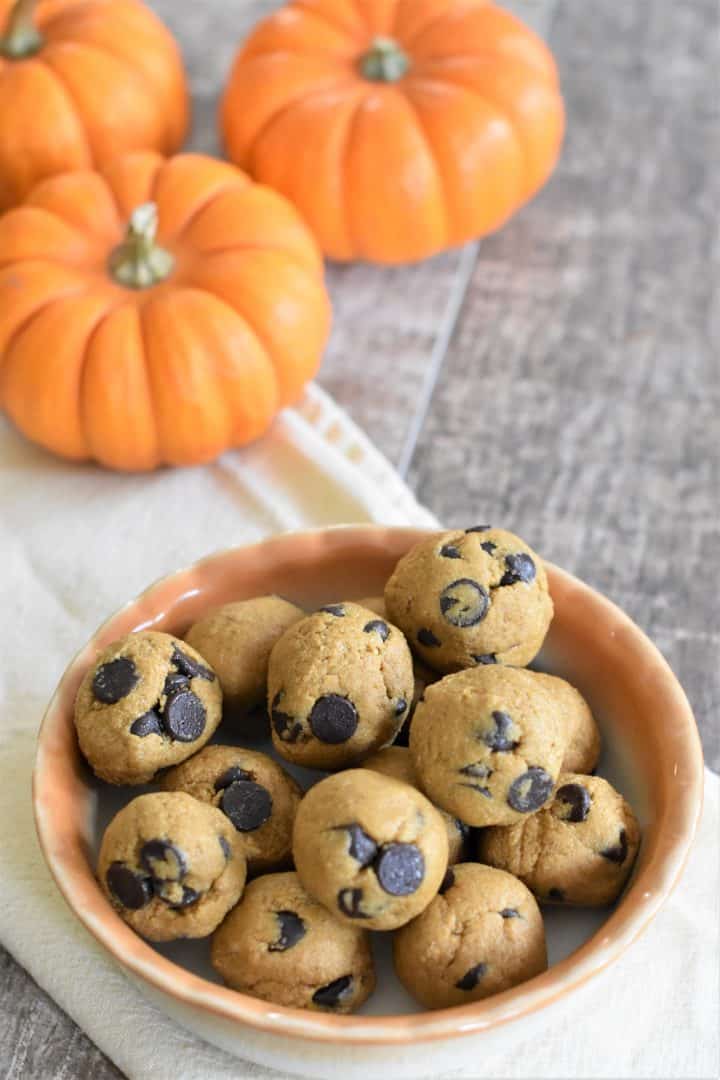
[1,0,716,1076]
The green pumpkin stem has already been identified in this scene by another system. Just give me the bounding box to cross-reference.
[108,203,175,290]
[0,0,43,59]
[359,36,410,82]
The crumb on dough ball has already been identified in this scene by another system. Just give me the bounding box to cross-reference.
[184,596,303,711]
[98,792,246,942]
[292,769,449,931]
[533,672,601,775]
[393,863,547,1009]
[267,602,414,770]
[211,872,375,1012]
[384,527,553,674]
[478,772,640,906]
[74,631,222,785]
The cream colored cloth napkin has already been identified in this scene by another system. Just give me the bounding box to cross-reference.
[0,385,717,1080]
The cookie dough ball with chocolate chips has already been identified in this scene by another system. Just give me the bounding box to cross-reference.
[75,632,222,785]
[98,792,246,941]
[212,872,375,1012]
[184,596,303,713]
[478,773,640,906]
[362,746,470,865]
[268,602,414,769]
[162,746,302,876]
[393,863,547,1009]
[293,770,449,931]
[410,666,565,828]
[534,673,601,774]
[384,527,553,674]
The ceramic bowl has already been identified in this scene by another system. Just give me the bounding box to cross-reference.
[33,526,704,1079]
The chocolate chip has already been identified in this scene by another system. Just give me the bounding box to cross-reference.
[375,843,424,896]
[221,780,273,832]
[465,525,491,533]
[312,974,353,1008]
[472,653,497,665]
[163,688,206,742]
[363,619,389,641]
[213,766,252,792]
[320,604,345,617]
[548,887,565,901]
[440,544,462,559]
[455,962,488,990]
[500,908,520,918]
[271,706,303,744]
[439,868,455,894]
[269,910,306,952]
[555,782,591,823]
[499,553,536,586]
[140,839,187,882]
[92,657,139,704]
[455,818,472,840]
[459,762,492,798]
[164,671,190,696]
[600,828,628,863]
[507,767,554,813]
[417,628,441,647]
[480,541,497,555]
[159,883,199,908]
[337,888,369,919]
[130,709,163,737]
[309,694,358,744]
[340,824,377,867]
[219,835,232,860]
[481,711,519,753]
[106,863,152,909]
[171,646,215,681]
[439,579,490,628]
[395,698,408,716]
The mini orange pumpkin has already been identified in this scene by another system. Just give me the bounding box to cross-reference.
[0,0,189,210]
[221,0,564,265]
[0,152,332,470]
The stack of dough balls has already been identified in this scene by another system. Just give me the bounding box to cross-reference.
[78,528,640,1015]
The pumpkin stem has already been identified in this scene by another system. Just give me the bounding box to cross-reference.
[0,0,43,59]
[359,36,410,82]
[108,203,175,290]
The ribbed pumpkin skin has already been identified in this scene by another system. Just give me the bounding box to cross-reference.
[0,152,332,470]
[0,0,189,210]
[220,0,564,265]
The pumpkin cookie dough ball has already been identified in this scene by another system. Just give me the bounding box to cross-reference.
[75,632,222,785]
[393,863,547,1009]
[410,666,565,828]
[184,596,303,712]
[362,746,470,865]
[384,527,553,674]
[268,602,414,769]
[98,792,246,942]
[479,773,640,906]
[293,770,448,931]
[534,673,601,774]
[161,746,302,875]
[212,872,375,1012]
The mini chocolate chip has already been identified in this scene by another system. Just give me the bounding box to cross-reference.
[555,782,591,823]
[130,709,163,737]
[158,883,199,908]
[320,604,345,617]
[269,910,306,952]
[439,579,490,628]
[271,705,304,744]
[455,962,488,990]
[395,698,408,716]
[163,688,206,742]
[500,908,520,919]
[481,711,519,753]
[499,553,536,586]
[214,766,253,792]
[417,628,441,647]
[340,824,377,867]
[466,525,491,533]
[480,540,497,555]
[219,835,232,860]
[171,646,215,681]
[548,887,565,901]
[459,782,493,798]
[363,619,389,641]
[106,863,152,909]
[312,974,353,1009]
[92,657,139,704]
[507,767,554,813]
[455,818,472,840]
[600,828,628,863]
[439,868,455,894]
[140,839,187,882]
[164,671,190,696]
[337,887,369,919]
[472,653,497,665]
[221,780,273,832]
[375,843,425,896]
[440,543,462,559]
[459,762,492,798]
[309,694,358,744]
